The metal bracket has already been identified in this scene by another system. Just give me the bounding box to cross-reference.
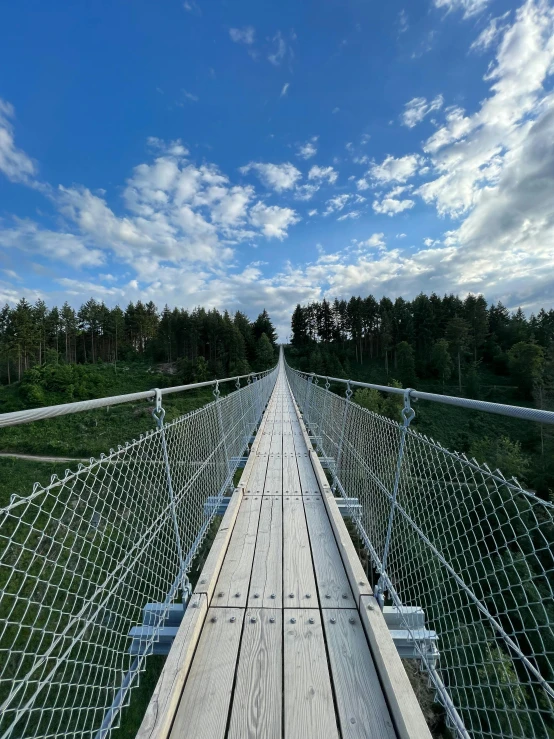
[402,389,416,426]
[152,388,165,427]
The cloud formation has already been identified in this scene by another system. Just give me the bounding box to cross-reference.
[401,95,444,127]
[240,161,302,191]
[0,99,37,184]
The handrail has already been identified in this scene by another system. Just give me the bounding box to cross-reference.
[289,368,554,425]
[0,368,275,428]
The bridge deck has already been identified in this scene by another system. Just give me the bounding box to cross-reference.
[138,363,431,739]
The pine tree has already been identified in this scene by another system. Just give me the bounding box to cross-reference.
[255,333,275,371]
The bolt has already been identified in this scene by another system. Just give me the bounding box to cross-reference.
[230,616,236,623]
[325,594,331,599]
[270,593,276,599]
[342,594,348,600]
[309,617,315,624]
[290,617,296,624]
[270,616,275,623]
[253,593,259,598]
[235,592,241,598]
[349,617,356,624]
[359,581,364,586]
[192,602,198,608]
[330,618,336,624]
[218,592,224,598]
[289,593,294,598]
[251,617,257,623]
[211,616,217,623]
[305,593,311,599]
[200,579,206,584]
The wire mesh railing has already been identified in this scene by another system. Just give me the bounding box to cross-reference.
[286,362,554,739]
[0,366,277,739]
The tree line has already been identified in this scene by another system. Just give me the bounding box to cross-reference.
[290,293,554,399]
[0,298,278,384]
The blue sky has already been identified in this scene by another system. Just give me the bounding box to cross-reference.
[1,0,553,338]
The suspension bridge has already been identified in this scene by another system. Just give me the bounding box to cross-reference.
[0,351,553,738]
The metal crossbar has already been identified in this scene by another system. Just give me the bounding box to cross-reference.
[286,361,554,739]
[0,367,277,739]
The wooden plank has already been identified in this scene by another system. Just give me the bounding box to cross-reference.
[137,593,207,739]
[213,496,262,607]
[169,607,244,739]
[246,449,269,495]
[264,453,282,496]
[283,608,340,739]
[249,496,282,608]
[194,487,244,602]
[282,449,301,495]
[228,608,282,739]
[282,420,301,494]
[295,450,320,494]
[360,595,433,739]
[323,608,396,738]
[283,496,318,606]
[303,496,354,609]
[308,447,373,604]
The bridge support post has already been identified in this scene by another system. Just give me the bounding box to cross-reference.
[152,389,190,604]
[375,389,415,608]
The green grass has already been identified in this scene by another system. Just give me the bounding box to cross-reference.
[0,458,71,508]
[0,360,224,459]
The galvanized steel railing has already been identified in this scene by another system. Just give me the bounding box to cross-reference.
[0,367,278,739]
[285,361,554,739]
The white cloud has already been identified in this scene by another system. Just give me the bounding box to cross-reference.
[281,82,290,97]
[396,233,407,238]
[373,185,415,215]
[470,12,511,52]
[337,211,361,221]
[249,201,300,239]
[308,165,338,184]
[361,233,386,248]
[434,0,491,19]
[401,95,444,128]
[398,9,409,33]
[268,31,289,66]
[419,0,554,217]
[369,154,421,183]
[308,209,318,217]
[0,99,37,185]
[183,1,200,13]
[240,161,302,191]
[294,184,320,201]
[323,194,351,215]
[229,26,255,44]
[180,90,198,103]
[0,220,104,268]
[296,136,318,160]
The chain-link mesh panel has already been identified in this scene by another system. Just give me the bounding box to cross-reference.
[286,364,554,739]
[0,367,277,739]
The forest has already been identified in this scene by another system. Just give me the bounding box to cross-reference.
[0,298,278,407]
[287,292,554,499]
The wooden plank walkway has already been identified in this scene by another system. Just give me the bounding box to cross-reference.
[138,359,432,739]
